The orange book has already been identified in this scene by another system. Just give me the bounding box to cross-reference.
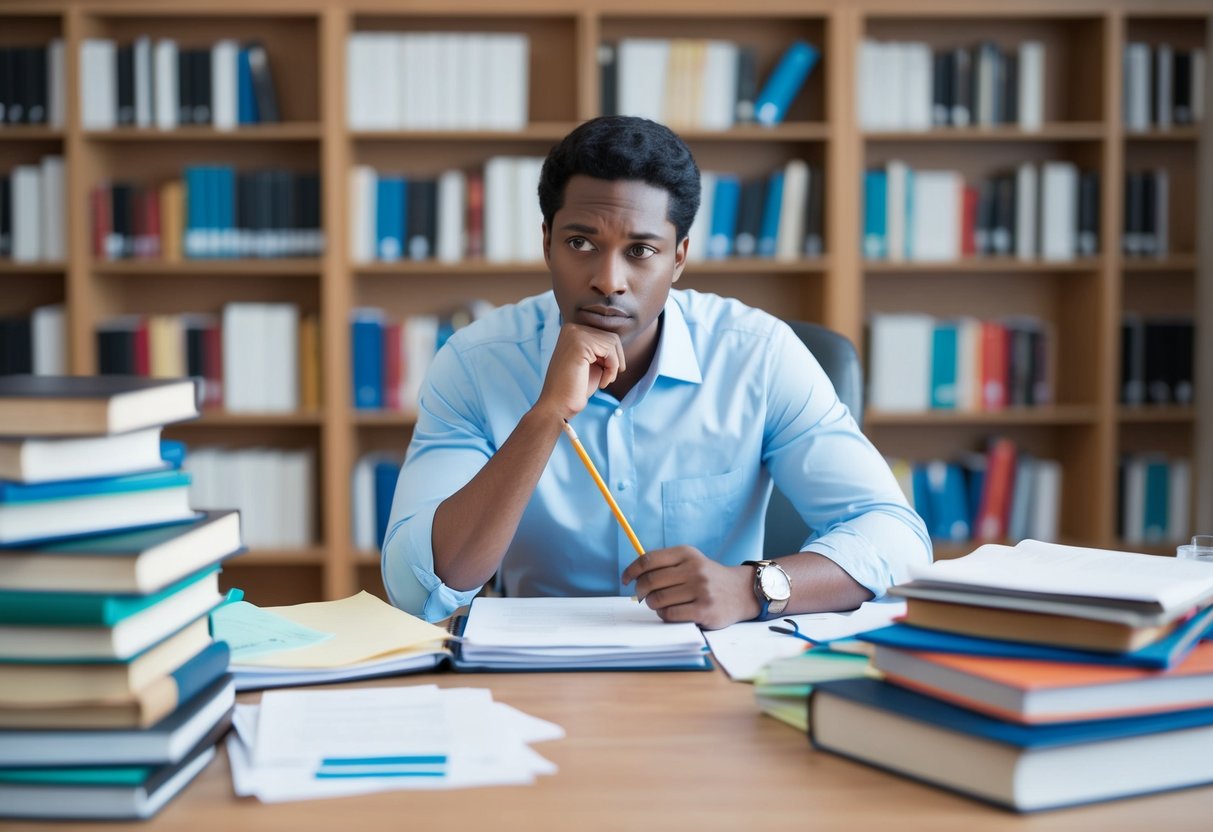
[979,319,1007,410]
[974,436,1016,541]
[160,180,184,262]
[874,641,1213,724]
[298,313,321,412]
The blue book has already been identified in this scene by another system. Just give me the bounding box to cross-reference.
[350,311,384,409]
[373,460,400,549]
[862,169,887,259]
[706,176,741,259]
[183,165,206,258]
[0,565,221,626]
[236,48,258,125]
[910,464,933,535]
[0,468,191,506]
[930,321,958,409]
[754,40,820,126]
[924,461,969,542]
[376,176,406,261]
[810,677,1213,812]
[1143,458,1170,542]
[217,166,235,258]
[757,171,784,258]
[856,604,1213,670]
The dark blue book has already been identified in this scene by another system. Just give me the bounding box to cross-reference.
[754,40,819,126]
[757,171,784,258]
[706,176,740,259]
[375,176,405,261]
[236,47,258,124]
[810,677,1213,811]
[373,459,400,549]
[350,311,385,409]
[856,604,1213,670]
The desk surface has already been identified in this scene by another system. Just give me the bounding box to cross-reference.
[16,668,1213,832]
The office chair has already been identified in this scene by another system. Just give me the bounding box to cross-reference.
[762,321,864,557]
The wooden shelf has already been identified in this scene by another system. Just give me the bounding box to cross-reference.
[83,124,323,142]
[865,257,1103,274]
[866,405,1100,427]
[229,547,327,566]
[189,410,325,426]
[354,410,418,427]
[0,127,63,141]
[1118,405,1197,423]
[1111,541,1181,557]
[0,261,66,273]
[1120,254,1198,272]
[354,258,829,276]
[350,123,579,142]
[864,123,1105,142]
[92,259,322,276]
[677,123,829,141]
[1122,127,1200,142]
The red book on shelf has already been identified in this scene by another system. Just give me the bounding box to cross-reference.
[146,186,162,260]
[466,170,484,259]
[960,184,978,257]
[383,321,403,411]
[979,320,1008,410]
[91,184,111,259]
[975,436,1017,541]
[203,322,223,409]
[132,317,151,377]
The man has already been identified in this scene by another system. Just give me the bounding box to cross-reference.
[383,116,931,628]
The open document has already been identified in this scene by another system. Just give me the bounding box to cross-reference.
[454,596,711,670]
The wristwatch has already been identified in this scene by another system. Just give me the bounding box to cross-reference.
[742,560,791,621]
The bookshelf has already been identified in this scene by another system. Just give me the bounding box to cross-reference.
[0,0,1208,604]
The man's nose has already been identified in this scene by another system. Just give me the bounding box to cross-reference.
[591,253,628,295]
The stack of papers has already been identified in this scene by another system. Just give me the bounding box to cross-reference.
[212,592,453,690]
[227,685,563,801]
[457,596,711,670]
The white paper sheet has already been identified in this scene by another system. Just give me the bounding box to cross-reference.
[460,596,707,650]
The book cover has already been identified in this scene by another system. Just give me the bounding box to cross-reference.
[754,40,819,126]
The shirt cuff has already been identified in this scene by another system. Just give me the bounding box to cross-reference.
[801,529,896,599]
[382,501,482,623]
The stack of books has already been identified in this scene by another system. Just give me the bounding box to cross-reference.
[0,375,243,821]
[809,539,1213,812]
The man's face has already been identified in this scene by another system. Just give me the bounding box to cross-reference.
[543,176,688,356]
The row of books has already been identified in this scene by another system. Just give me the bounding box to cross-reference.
[1123,43,1206,132]
[688,161,823,262]
[0,42,64,127]
[1122,169,1171,258]
[0,156,66,263]
[97,303,319,414]
[346,31,528,131]
[808,540,1213,811]
[858,40,1044,132]
[1121,316,1194,407]
[182,447,314,549]
[1120,454,1193,547]
[0,375,239,820]
[890,437,1061,545]
[867,313,1052,414]
[350,157,541,264]
[603,38,817,129]
[0,305,63,377]
[91,168,323,261]
[351,301,493,411]
[863,161,1098,263]
[351,452,403,551]
[79,38,280,131]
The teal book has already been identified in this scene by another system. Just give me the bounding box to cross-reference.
[929,321,958,409]
[0,565,221,626]
[1143,457,1170,542]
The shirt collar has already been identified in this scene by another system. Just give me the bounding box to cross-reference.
[536,290,703,386]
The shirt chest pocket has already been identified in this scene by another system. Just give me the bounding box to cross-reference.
[661,467,749,556]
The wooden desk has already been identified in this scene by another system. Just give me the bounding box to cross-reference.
[15,669,1213,831]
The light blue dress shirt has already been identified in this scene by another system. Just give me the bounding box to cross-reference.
[382,289,931,622]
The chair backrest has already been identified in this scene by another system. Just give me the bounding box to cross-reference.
[762,321,864,557]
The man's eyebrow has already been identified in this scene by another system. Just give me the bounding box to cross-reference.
[559,222,663,241]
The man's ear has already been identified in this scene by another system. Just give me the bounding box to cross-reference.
[671,235,689,284]
[542,223,551,267]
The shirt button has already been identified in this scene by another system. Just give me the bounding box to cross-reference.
[614,408,623,417]
[617,481,628,491]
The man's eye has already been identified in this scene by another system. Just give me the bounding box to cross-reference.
[629,245,656,259]
[567,237,595,251]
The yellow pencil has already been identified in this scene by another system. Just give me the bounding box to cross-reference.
[561,419,646,557]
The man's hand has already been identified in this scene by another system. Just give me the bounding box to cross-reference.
[535,323,626,420]
[621,546,761,630]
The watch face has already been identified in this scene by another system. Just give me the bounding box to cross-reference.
[759,565,791,601]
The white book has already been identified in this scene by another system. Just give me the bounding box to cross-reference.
[1040,161,1078,261]
[348,165,377,264]
[1168,458,1191,544]
[351,454,379,551]
[700,40,738,130]
[153,39,178,130]
[345,33,373,129]
[776,160,808,262]
[1014,161,1038,260]
[436,168,467,263]
[30,303,65,376]
[515,157,544,263]
[955,316,982,411]
[396,33,420,130]
[909,170,960,262]
[351,33,398,130]
[11,165,41,263]
[1122,456,1146,546]
[867,312,934,412]
[211,39,239,131]
[47,39,65,128]
[856,40,882,131]
[1018,41,1044,131]
[413,32,442,130]
[685,171,716,263]
[432,33,458,130]
[885,160,909,262]
[1125,43,1151,131]
[222,303,256,412]
[278,450,313,548]
[402,315,440,409]
[617,39,669,123]
[133,36,152,128]
[1156,44,1174,130]
[1153,168,1169,259]
[80,39,117,130]
[38,155,65,262]
[904,42,933,132]
[483,156,517,262]
[1028,458,1062,543]
[501,33,529,131]
[265,304,299,412]
[450,33,478,130]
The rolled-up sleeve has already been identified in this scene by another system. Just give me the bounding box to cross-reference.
[381,342,494,621]
[761,324,932,596]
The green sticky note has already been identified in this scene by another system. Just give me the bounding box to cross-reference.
[211,600,334,662]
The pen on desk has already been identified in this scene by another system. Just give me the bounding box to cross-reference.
[561,419,647,560]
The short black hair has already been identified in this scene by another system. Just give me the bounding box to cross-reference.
[538,116,701,244]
